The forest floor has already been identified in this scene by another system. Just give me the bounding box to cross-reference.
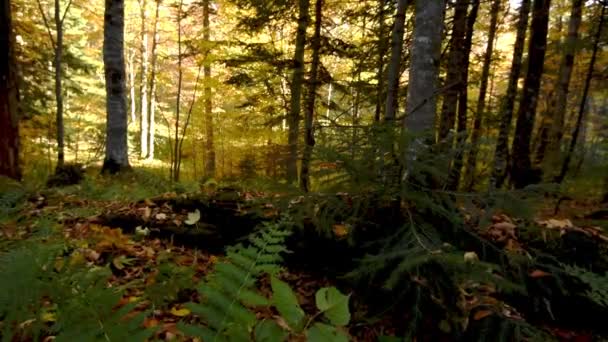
[1,170,608,341]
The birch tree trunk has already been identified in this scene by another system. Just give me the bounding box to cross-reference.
[490,0,531,189]
[102,0,130,173]
[139,0,149,158]
[535,0,583,169]
[374,0,386,123]
[287,0,310,183]
[300,0,322,192]
[203,0,215,178]
[464,0,501,190]
[0,0,21,180]
[172,0,183,181]
[510,0,551,189]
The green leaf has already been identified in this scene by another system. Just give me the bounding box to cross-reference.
[314,287,350,326]
[271,276,306,332]
[306,323,349,342]
[254,320,288,342]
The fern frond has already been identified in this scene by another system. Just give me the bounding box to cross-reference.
[180,218,293,340]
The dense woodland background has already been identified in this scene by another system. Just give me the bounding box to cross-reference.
[1,0,608,341]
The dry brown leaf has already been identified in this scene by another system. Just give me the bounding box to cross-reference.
[473,309,494,321]
[529,269,552,278]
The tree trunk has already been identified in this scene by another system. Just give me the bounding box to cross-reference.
[287,0,310,184]
[374,0,386,123]
[173,0,183,181]
[102,0,130,173]
[510,0,551,189]
[139,0,149,159]
[300,0,322,192]
[556,2,605,184]
[403,0,445,135]
[464,0,500,190]
[448,0,479,190]
[536,0,583,169]
[146,0,161,160]
[0,0,21,180]
[128,48,137,125]
[490,0,531,189]
[384,0,409,121]
[203,0,215,178]
[54,0,65,168]
[438,0,469,142]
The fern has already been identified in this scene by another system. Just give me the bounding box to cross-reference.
[179,218,293,341]
[562,264,608,307]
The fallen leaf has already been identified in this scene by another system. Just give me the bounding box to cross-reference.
[185,209,201,225]
[156,213,167,220]
[538,219,573,229]
[473,310,493,321]
[464,251,479,263]
[529,269,551,278]
[332,224,349,238]
[170,307,191,317]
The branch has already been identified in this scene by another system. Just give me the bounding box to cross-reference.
[35,0,56,49]
[60,0,74,26]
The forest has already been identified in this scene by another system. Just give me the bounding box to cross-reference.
[1,0,608,340]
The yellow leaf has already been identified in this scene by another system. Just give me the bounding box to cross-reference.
[332,224,349,238]
[41,311,56,323]
[170,307,191,317]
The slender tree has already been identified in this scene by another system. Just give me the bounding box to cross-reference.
[491,0,531,189]
[556,2,605,183]
[374,0,387,122]
[300,0,323,192]
[172,0,184,181]
[0,0,21,180]
[464,0,501,190]
[384,0,409,121]
[36,0,73,168]
[139,0,149,158]
[102,0,130,173]
[146,0,161,160]
[287,0,310,183]
[203,0,215,178]
[448,0,480,190]
[535,0,583,168]
[438,0,469,142]
[511,0,551,188]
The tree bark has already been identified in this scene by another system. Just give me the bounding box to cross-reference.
[448,0,479,190]
[0,0,21,180]
[535,0,583,169]
[102,0,130,173]
[146,0,161,160]
[172,0,183,181]
[510,0,551,189]
[54,0,65,167]
[287,0,310,184]
[464,0,501,190]
[438,0,469,142]
[128,48,137,125]
[203,0,215,178]
[300,0,323,192]
[384,0,409,121]
[374,0,386,123]
[556,2,605,184]
[139,0,149,159]
[491,0,531,189]
[403,0,445,135]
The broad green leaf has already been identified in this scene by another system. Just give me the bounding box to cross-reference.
[254,320,288,342]
[306,323,349,342]
[315,287,350,326]
[271,276,306,332]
